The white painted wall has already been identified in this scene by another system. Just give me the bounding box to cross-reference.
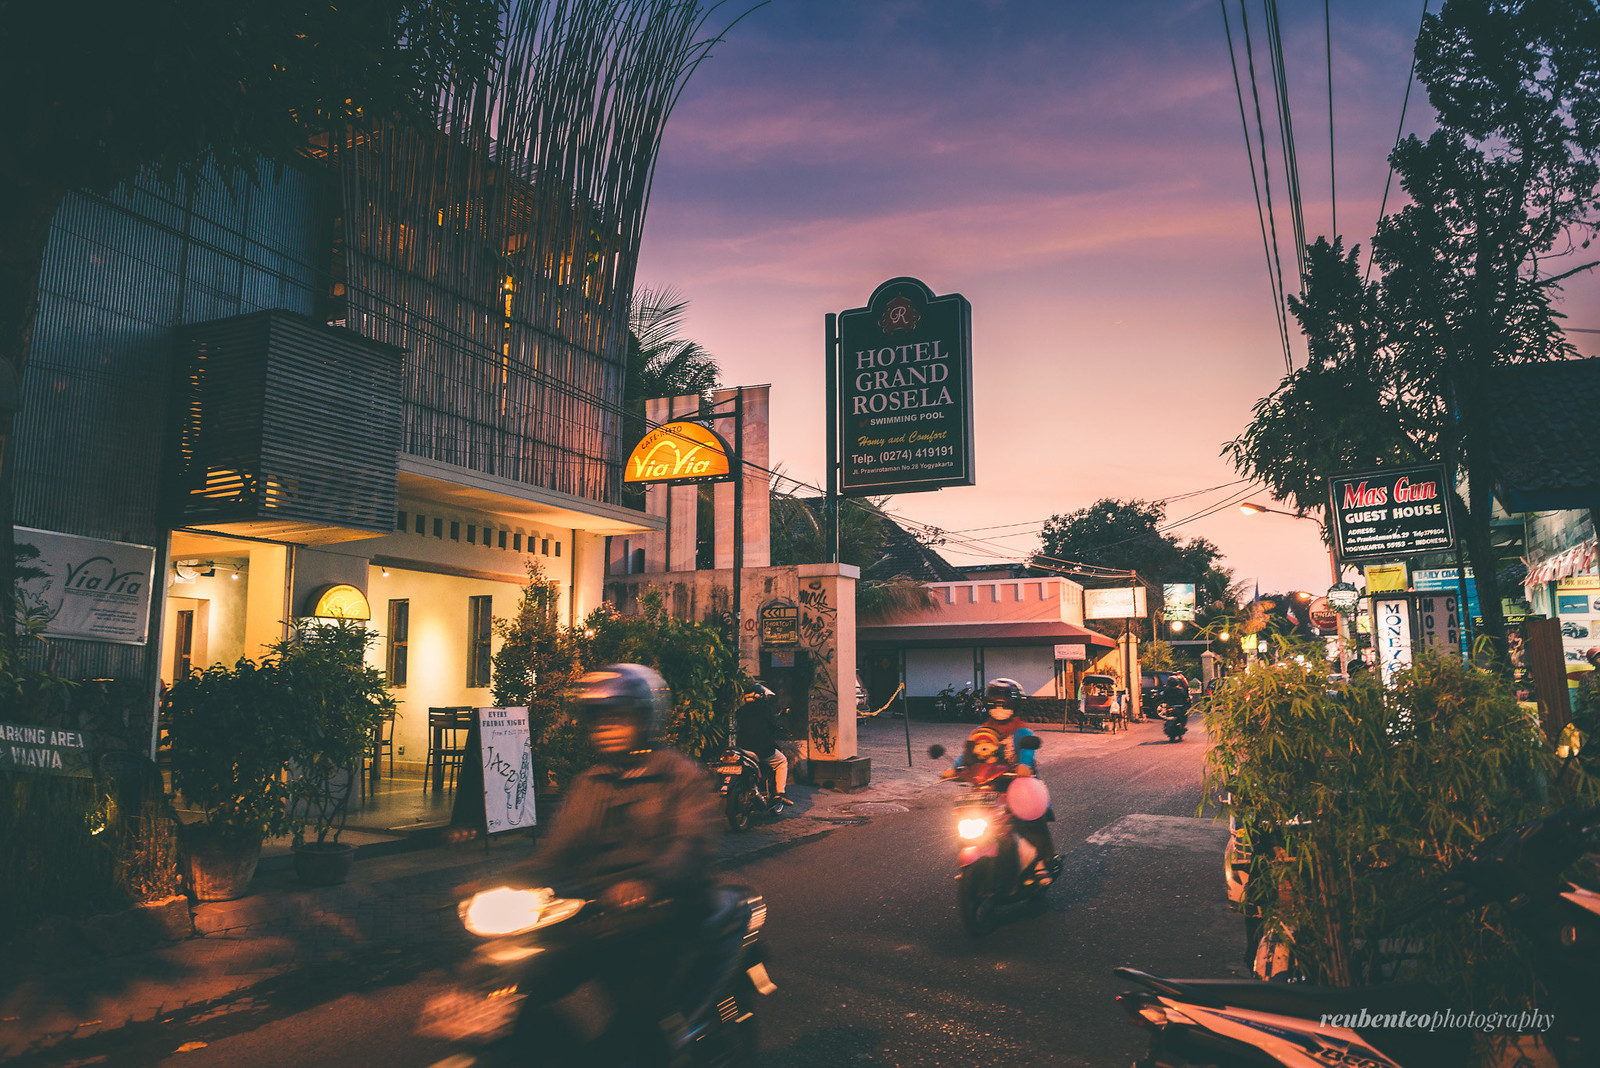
[905,647,974,697]
[981,646,1056,698]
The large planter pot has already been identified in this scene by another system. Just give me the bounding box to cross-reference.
[179,827,262,902]
[292,842,356,886]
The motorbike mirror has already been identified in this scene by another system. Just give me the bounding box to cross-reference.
[928,744,946,760]
[1019,736,1042,750]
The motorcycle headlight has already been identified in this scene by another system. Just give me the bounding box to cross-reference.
[958,817,990,840]
[460,886,586,937]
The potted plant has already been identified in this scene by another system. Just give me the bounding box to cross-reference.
[279,621,395,886]
[164,656,301,901]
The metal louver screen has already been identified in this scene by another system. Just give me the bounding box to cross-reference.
[173,310,402,532]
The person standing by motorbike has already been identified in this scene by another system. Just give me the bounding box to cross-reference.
[735,681,791,806]
[963,678,1061,885]
[510,663,721,1063]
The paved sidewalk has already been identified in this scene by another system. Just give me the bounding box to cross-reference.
[0,716,1133,1060]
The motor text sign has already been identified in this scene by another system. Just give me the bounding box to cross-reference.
[836,277,974,495]
[1327,464,1455,562]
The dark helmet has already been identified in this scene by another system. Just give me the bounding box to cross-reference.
[743,681,777,706]
[569,664,671,736]
[984,677,1026,711]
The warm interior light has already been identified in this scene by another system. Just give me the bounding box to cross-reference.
[1170,620,1184,633]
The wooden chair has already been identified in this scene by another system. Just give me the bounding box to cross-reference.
[426,706,474,794]
[367,709,397,781]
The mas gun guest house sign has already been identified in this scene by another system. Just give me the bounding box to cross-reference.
[1328,464,1455,563]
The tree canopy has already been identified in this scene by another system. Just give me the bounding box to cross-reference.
[1227,0,1600,652]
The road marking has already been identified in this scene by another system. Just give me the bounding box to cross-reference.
[1085,814,1229,853]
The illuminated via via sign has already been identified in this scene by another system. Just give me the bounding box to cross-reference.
[623,422,732,484]
[309,583,372,620]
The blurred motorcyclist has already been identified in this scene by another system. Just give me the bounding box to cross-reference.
[735,681,791,805]
[955,678,1060,885]
[511,663,720,1062]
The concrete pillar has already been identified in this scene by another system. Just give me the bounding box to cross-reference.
[639,394,701,572]
[570,531,606,626]
[795,563,867,789]
[712,384,771,570]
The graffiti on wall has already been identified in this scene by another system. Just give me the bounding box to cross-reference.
[799,580,837,754]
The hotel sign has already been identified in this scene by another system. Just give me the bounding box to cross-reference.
[836,277,974,496]
[1328,464,1455,562]
[624,421,733,485]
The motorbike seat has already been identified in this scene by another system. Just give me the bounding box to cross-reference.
[1115,968,1446,1017]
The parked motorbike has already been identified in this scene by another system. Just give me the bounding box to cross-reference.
[1116,806,1600,1067]
[423,883,774,1067]
[928,737,1058,936]
[1162,707,1189,742]
[710,745,785,832]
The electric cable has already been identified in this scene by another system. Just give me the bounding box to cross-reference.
[1367,0,1431,281]
[1221,0,1294,373]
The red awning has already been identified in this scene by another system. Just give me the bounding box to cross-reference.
[858,620,1118,650]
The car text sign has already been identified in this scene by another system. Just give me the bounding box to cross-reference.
[1327,464,1455,562]
[836,277,974,495]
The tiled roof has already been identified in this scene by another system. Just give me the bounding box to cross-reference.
[1487,358,1600,513]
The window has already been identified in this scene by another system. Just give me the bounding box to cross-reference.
[451,521,461,541]
[467,524,476,544]
[387,600,409,687]
[416,513,426,535]
[514,532,522,551]
[468,595,493,687]
[396,511,407,531]
[498,530,508,550]
[433,517,443,538]
[541,538,549,555]
[554,541,561,557]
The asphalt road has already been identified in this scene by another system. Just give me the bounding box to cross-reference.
[31,720,1244,1068]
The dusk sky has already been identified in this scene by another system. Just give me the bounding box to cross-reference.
[634,0,1600,596]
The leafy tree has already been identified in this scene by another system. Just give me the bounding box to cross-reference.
[0,0,503,641]
[1228,0,1600,654]
[491,562,585,790]
[1037,499,1228,636]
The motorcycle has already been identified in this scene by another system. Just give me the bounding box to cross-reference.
[710,745,785,832]
[1162,707,1188,742]
[1116,806,1600,1067]
[423,883,775,1067]
[928,736,1058,936]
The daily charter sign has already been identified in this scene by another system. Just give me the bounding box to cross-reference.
[1327,464,1455,563]
[836,277,974,495]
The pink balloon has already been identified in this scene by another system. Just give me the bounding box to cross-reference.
[1006,776,1050,821]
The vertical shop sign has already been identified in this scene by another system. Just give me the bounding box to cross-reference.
[1374,596,1414,684]
[1415,593,1462,659]
[836,277,974,495]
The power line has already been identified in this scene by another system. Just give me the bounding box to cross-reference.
[1264,0,1309,290]
[1221,0,1295,373]
[1326,0,1337,240]
[1367,0,1431,281]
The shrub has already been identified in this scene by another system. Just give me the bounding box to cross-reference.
[1205,654,1581,1007]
